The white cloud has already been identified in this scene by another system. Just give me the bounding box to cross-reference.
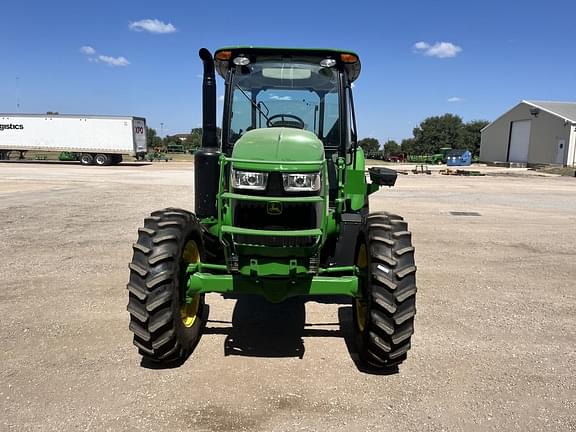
[129,19,176,34]
[97,55,130,67]
[414,41,462,58]
[427,42,462,58]
[80,46,128,67]
[269,95,292,101]
[218,95,225,102]
[447,96,463,102]
[80,46,96,55]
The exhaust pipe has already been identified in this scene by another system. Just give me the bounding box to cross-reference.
[195,48,221,218]
[199,48,217,149]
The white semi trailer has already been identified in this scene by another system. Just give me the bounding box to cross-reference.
[0,114,147,165]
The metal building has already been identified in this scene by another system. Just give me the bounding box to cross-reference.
[480,100,576,166]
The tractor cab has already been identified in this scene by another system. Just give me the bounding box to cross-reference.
[213,47,361,157]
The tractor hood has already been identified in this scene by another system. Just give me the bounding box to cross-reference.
[231,128,324,172]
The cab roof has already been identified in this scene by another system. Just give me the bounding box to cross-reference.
[214,46,361,82]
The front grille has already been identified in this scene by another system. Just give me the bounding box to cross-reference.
[232,198,321,247]
[233,201,320,231]
[235,235,317,247]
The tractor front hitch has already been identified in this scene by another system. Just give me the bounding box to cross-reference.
[186,271,358,303]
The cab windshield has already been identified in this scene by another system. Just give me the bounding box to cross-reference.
[228,59,340,147]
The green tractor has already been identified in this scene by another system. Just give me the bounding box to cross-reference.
[127,47,417,369]
[432,147,453,165]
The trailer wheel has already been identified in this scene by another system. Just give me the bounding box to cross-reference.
[79,153,94,165]
[353,212,417,369]
[94,153,111,166]
[127,208,205,364]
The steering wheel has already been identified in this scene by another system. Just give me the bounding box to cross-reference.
[266,114,305,129]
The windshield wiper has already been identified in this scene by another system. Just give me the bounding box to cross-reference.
[234,84,270,123]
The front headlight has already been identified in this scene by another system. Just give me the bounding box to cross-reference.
[231,169,268,190]
[282,172,321,192]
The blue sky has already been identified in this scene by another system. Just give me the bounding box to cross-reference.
[1,0,575,142]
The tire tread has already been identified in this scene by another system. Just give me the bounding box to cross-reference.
[126,208,204,363]
[356,212,417,368]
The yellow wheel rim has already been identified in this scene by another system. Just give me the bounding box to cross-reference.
[180,295,200,328]
[182,240,200,264]
[355,243,368,332]
[180,240,201,328]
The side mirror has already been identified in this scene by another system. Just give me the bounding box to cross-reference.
[368,167,397,187]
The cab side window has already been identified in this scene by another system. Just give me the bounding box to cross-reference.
[347,86,357,148]
[322,90,340,148]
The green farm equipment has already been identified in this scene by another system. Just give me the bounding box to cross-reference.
[127,47,417,369]
[166,143,185,153]
[58,151,79,161]
[432,147,453,164]
[408,147,452,165]
[145,151,171,162]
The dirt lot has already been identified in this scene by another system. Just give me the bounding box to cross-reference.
[1,161,575,431]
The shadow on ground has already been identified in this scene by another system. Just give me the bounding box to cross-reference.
[205,296,310,358]
[202,296,398,375]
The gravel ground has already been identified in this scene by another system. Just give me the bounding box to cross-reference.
[0,161,575,431]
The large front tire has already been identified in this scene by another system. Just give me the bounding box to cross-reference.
[127,208,205,363]
[354,212,417,368]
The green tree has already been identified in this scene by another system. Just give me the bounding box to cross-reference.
[186,128,202,150]
[146,127,162,149]
[460,120,489,155]
[400,138,417,154]
[186,127,222,151]
[162,135,185,151]
[162,135,180,144]
[358,137,380,154]
[412,114,464,155]
[398,115,489,156]
[383,139,400,156]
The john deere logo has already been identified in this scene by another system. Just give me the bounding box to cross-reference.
[267,201,282,215]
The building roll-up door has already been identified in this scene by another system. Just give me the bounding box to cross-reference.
[568,126,576,167]
[508,120,531,163]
